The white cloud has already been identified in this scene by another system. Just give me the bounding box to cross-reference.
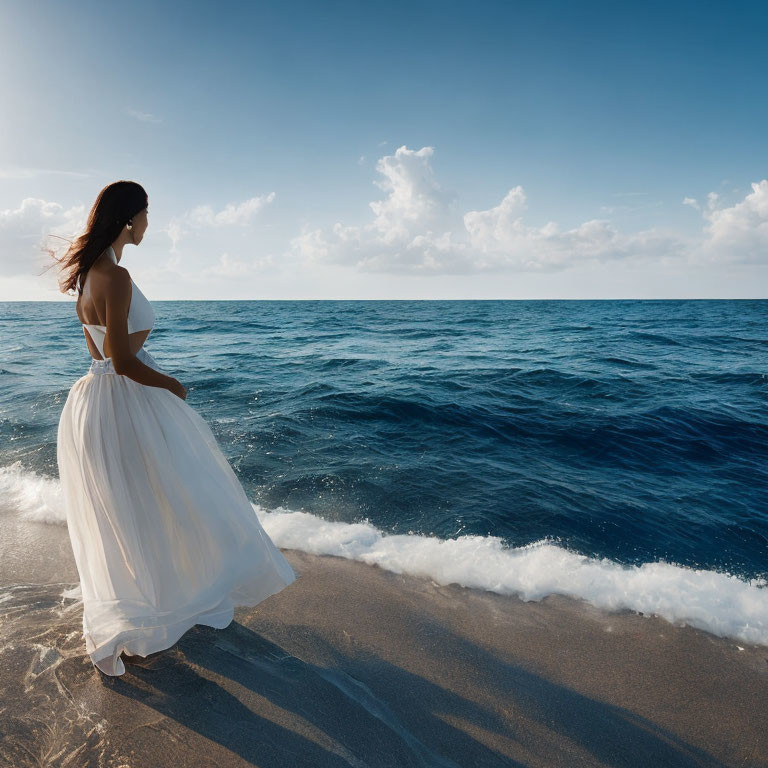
[131,250,278,290]
[0,197,69,225]
[0,197,85,276]
[4,148,767,297]
[290,145,686,274]
[368,146,457,241]
[683,196,700,210]
[696,180,768,264]
[463,194,683,271]
[0,192,278,285]
[200,251,275,279]
[187,195,276,227]
[168,192,276,252]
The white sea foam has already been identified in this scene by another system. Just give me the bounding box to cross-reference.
[2,461,766,646]
[0,460,63,523]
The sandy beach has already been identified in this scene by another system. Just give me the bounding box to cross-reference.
[1,514,766,768]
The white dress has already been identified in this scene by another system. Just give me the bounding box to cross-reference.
[57,245,297,676]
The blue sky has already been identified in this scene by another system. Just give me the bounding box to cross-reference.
[2,0,767,299]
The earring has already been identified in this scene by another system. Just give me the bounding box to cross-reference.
[127,222,133,230]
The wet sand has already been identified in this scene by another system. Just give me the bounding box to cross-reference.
[0,520,766,767]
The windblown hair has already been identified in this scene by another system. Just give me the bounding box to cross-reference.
[47,180,147,295]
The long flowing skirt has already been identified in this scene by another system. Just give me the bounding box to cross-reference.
[56,347,297,676]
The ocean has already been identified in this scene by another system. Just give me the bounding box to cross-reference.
[1,298,767,645]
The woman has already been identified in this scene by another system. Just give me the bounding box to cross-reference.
[54,180,297,676]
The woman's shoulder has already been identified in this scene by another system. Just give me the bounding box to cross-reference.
[86,262,132,301]
[104,264,133,297]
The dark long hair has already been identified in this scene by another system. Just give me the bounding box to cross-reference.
[48,181,147,295]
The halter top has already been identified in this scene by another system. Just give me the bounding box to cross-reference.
[80,246,155,359]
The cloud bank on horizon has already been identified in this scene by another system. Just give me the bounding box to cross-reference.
[290,145,768,274]
[2,144,766,298]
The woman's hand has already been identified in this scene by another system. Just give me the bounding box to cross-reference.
[169,378,187,401]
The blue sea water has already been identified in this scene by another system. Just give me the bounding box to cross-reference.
[1,299,767,644]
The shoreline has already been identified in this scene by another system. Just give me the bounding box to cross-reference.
[1,538,766,766]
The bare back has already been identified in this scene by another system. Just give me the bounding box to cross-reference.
[76,258,150,360]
